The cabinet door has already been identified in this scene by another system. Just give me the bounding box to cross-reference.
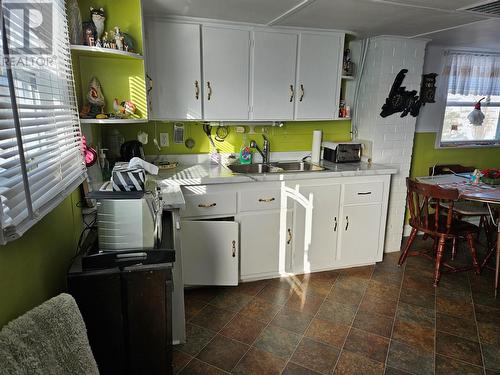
[180,221,238,286]
[337,204,382,266]
[252,31,298,120]
[295,33,342,120]
[146,21,202,120]
[203,26,250,120]
[240,209,292,280]
[291,183,341,273]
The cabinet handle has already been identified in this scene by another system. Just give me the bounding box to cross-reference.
[299,84,304,102]
[258,197,275,202]
[198,203,216,208]
[207,81,212,101]
[289,84,294,102]
[345,216,349,231]
[287,228,292,244]
[357,192,372,195]
[232,240,236,257]
[334,217,337,231]
[194,80,199,100]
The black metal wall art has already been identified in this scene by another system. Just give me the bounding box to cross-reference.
[380,70,438,118]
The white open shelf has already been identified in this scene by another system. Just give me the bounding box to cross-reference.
[70,45,143,60]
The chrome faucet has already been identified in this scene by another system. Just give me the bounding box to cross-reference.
[250,135,270,164]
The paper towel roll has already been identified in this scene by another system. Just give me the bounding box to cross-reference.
[311,130,322,164]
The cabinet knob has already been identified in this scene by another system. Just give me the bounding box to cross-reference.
[333,217,337,231]
[194,80,199,100]
[345,216,349,231]
[258,197,275,202]
[289,84,294,102]
[232,240,236,257]
[287,228,292,244]
[198,203,216,208]
[207,81,212,101]
[299,84,304,102]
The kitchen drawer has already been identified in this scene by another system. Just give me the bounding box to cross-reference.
[182,191,237,217]
[343,182,384,205]
[239,189,281,212]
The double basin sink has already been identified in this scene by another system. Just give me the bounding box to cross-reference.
[227,161,326,174]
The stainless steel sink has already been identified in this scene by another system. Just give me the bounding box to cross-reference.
[227,161,325,174]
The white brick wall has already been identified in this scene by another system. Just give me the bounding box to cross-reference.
[352,37,428,253]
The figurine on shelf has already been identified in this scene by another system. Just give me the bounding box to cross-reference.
[113,98,137,118]
[85,77,106,118]
[343,49,354,76]
[102,32,110,48]
[114,26,125,51]
[67,0,83,44]
[95,38,102,48]
[82,7,105,46]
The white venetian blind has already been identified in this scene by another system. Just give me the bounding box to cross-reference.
[0,0,86,243]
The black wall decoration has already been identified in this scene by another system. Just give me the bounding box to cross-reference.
[380,69,438,118]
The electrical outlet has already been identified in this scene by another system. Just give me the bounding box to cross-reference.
[159,133,169,147]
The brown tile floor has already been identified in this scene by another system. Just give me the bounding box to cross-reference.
[174,237,500,375]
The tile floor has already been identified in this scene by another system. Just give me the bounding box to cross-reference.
[174,237,500,375]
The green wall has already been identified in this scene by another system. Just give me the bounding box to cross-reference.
[0,190,83,328]
[99,120,352,155]
[410,132,500,177]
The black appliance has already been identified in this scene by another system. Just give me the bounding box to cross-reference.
[323,142,362,163]
[120,140,145,161]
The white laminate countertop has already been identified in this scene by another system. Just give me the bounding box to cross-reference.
[152,160,398,187]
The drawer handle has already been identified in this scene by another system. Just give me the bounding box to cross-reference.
[198,203,216,208]
[358,192,372,195]
[334,217,337,232]
[258,197,275,202]
[345,216,349,231]
[232,240,236,258]
[287,228,292,244]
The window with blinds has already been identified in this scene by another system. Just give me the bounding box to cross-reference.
[0,0,86,244]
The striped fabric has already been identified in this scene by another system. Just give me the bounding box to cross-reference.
[111,163,145,191]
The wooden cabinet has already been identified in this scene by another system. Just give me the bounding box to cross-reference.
[180,221,239,286]
[202,26,250,120]
[252,31,298,120]
[295,33,343,120]
[289,182,341,273]
[146,21,202,120]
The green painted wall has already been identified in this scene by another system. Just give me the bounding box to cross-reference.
[410,132,500,178]
[100,120,352,155]
[0,190,83,328]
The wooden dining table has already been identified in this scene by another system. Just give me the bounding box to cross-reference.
[417,175,500,296]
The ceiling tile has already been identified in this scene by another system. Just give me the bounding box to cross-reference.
[143,0,304,24]
[373,0,487,11]
[275,0,488,36]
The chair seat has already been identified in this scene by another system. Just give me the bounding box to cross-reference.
[411,215,479,237]
[439,201,489,216]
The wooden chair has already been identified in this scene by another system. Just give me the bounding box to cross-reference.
[428,164,492,258]
[399,178,481,287]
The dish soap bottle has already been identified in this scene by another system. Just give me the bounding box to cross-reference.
[239,135,252,165]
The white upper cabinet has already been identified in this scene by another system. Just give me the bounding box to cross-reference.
[295,33,343,120]
[252,31,298,120]
[146,21,202,120]
[202,26,250,121]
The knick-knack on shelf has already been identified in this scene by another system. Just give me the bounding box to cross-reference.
[114,26,124,51]
[82,7,105,46]
[85,77,105,118]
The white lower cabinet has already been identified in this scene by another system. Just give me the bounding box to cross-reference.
[288,182,341,273]
[336,204,382,267]
[239,209,292,280]
[180,220,239,286]
[178,175,391,284]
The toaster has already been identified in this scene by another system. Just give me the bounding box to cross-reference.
[322,142,362,163]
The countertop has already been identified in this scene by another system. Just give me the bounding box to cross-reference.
[152,160,398,187]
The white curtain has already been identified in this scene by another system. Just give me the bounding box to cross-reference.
[443,52,500,96]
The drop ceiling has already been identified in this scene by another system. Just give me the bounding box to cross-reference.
[143,0,500,49]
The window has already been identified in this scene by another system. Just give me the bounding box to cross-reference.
[439,52,500,147]
[0,0,86,244]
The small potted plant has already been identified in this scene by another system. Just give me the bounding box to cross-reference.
[481,168,500,185]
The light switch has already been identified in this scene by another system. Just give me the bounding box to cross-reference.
[159,133,169,147]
